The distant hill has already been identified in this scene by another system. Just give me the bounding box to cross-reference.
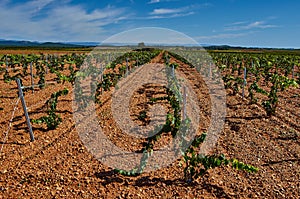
[202,45,298,51]
[66,42,100,46]
[0,40,86,48]
[0,40,40,47]
[0,39,298,50]
[39,42,83,48]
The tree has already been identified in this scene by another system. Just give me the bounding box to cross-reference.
[138,42,145,47]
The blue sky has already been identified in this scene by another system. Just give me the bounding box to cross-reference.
[0,0,299,48]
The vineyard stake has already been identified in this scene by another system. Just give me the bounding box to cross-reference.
[292,65,295,79]
[183,86,187,120]
[242,67,247,99]
[125,58,129,77]
[16,78,34,142]
[209,63,212,79]
[100,63,103,95]
[172,64,175,77]
[108,54,111,63]
[45,55,48,74]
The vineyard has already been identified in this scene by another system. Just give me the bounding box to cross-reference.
[0,47,299,198]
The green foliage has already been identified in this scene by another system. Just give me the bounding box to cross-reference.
[94,49,162,104]
[1,53,86,91]
[138,110,147,121]
[248,81,267,103]
[167,51,193,67]
[36,62,45,89]
[31,88,69,130]
[181,133,258,182]
[211,52,300,116]
[262,74,298,116]
[110,48,161,69]
[3,70,22,83]
[74,80,92,110]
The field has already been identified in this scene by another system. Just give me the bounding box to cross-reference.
[0,47,299,198]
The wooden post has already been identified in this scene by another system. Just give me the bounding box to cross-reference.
[16,78,34,142]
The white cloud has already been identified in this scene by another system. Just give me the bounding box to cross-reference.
[148,0,160,4]
[148,3,210,19]
[150,7,187,15]
[147,0,181,4]
[0,0,128,42]
[148,5,197,19]
[225,20,278,31]
[228,21,248,26]
[149,11,194,19]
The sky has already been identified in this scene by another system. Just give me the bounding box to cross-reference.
[0,0,299,48]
